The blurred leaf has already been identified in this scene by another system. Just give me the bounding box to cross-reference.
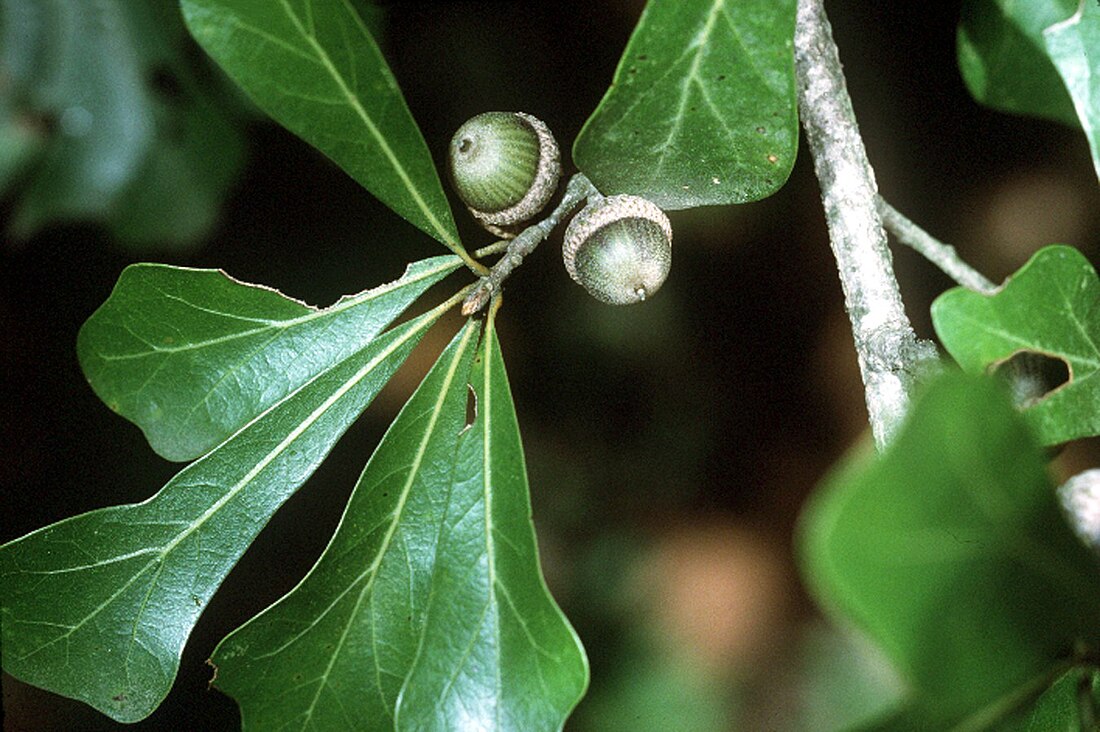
[1,0,246,248]
[0,304,447,722]
[791,624,904,732]
[931,245,1100,446]
[212,314,587,730]
[1005,666,1100,731]
[799,373,1100,727]
[575,646,733,732]
[0,115,46,191]
[1042,1,1100,184]
[867,665,1100,730]
[957,0,1079,126]
[4,0,155,231]
[106,1,248,249]
[180,0,464,254]
[77,255,459,462]
[573,0,798,210]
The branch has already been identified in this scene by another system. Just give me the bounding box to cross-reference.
[876,198,997,295]
[794,0,937,449]
[462,173,598,315]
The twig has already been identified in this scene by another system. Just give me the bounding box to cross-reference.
[794,0,938,449]
[462,173,598,315]
[876,198,997,295]
[473,239,511,259]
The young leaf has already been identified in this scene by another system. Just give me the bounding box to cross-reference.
[78,255,460,462]
[209,320,481,730]
[799,373,1100,727]
[931,245,1100,446]
[1043,1,1100,183]
[396,312,588,730]
[572,0,798,210]
[957,0,1080,127]
[0,306,445,723]
[210,314,587,731]
[179,0,464,253]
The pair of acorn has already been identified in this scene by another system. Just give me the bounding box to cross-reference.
[449,112,671,305]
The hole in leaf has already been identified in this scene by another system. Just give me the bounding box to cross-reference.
[994,351,1070,408]
[465,384,478,428]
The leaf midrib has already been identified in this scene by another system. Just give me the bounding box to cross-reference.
[95,258,457,361]
[298,322,478,729]
[276,0,453,245]
[11,311,438,665]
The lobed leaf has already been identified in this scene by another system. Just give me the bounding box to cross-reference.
[931,245,1100,446]
[799,373,1100,727]
[211,313,587,731]
[572,0,798,210]
[0,305,446,723]
[78,255,459,462]
[179,0,464,253]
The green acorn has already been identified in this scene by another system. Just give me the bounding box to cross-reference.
[563,194,672,305]
[449,111,561,238]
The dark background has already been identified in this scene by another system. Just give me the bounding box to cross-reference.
[3,0,1099,729]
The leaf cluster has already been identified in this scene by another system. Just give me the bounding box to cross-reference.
[3,0,1100,729]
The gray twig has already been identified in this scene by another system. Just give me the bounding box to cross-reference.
[794,0,938,449]
[462,173,599,315]
[876,198,997,295]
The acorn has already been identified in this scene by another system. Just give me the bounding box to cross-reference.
[449,111,561,238]
[563,194,672,305]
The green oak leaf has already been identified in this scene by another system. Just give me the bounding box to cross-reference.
[931,245,1100,446]
[958,0,1080,127]
[211,314,587,731]
[799,373,1100,728]
[180,0,464,254]
[573,0,798,210]
[78,255,459,462]
[1043,1,1100,183]
[0,303,447,723]
[209,320,481,730]
[396,312,588,729]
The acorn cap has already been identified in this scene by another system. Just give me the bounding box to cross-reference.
[449,112,561,236]
[563,194,672,305]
